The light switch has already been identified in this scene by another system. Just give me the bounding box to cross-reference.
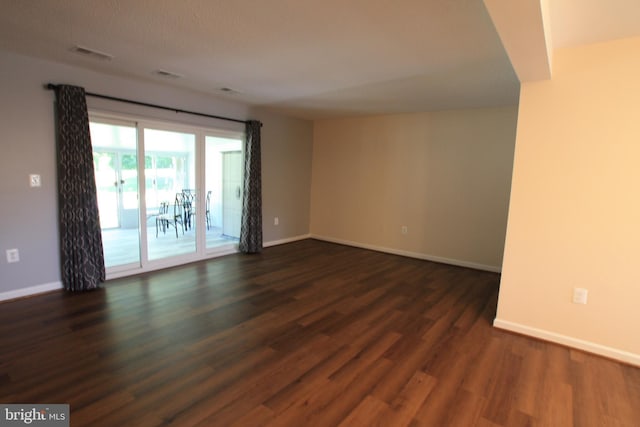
[6,249,19,263]
[29,174,41,187]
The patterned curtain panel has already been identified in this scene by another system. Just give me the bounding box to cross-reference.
[54,85,105,291]
[239,120,263,253]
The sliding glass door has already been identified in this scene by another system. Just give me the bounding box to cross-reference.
[90,113,245,278]
[91,121,140,269]
[205,135,243,250]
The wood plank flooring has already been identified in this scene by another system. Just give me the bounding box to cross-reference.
[1,239,639,426]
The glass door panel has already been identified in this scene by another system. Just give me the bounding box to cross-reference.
[144,128,196,261]
[222,151,242,238]
[205,135,243,250]
[90,122,140,269]
[94,152,120,229]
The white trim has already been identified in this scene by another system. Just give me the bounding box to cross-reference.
[493,318,640,367]
[309,234,501,273]
[263,234,311,248]
[0,281,63,302]
[106,234,312,280]
[106,244,241,280]
[88,109,245,135]
[206,245,240,258]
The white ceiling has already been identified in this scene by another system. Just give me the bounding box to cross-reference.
[0,0,639,119]
[549,0,640,49]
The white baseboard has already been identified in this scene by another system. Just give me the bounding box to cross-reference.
[0,281,63,302]
[494,318,640,367]
[264,233,311,248]
[309,234,501,273]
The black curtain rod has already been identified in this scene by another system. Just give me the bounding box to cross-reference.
[46,83,256,126]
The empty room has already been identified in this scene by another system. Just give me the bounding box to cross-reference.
[1,1,639,426]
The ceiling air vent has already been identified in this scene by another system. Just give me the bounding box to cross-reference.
[218,87,240,94]
[153,69,183,79]
[70,45,113,61]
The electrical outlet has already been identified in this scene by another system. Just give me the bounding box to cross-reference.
[573,287,588,304]
[274,217,279,226]
[401,226,408,235]
[6,249,20,263]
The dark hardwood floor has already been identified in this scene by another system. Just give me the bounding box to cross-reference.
[1,239,639,426]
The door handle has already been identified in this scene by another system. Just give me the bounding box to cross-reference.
[236,187,241,199]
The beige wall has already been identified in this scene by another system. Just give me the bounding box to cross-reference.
[253,108,313,243]
[497,36,640,360]
[311,107,518,271]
